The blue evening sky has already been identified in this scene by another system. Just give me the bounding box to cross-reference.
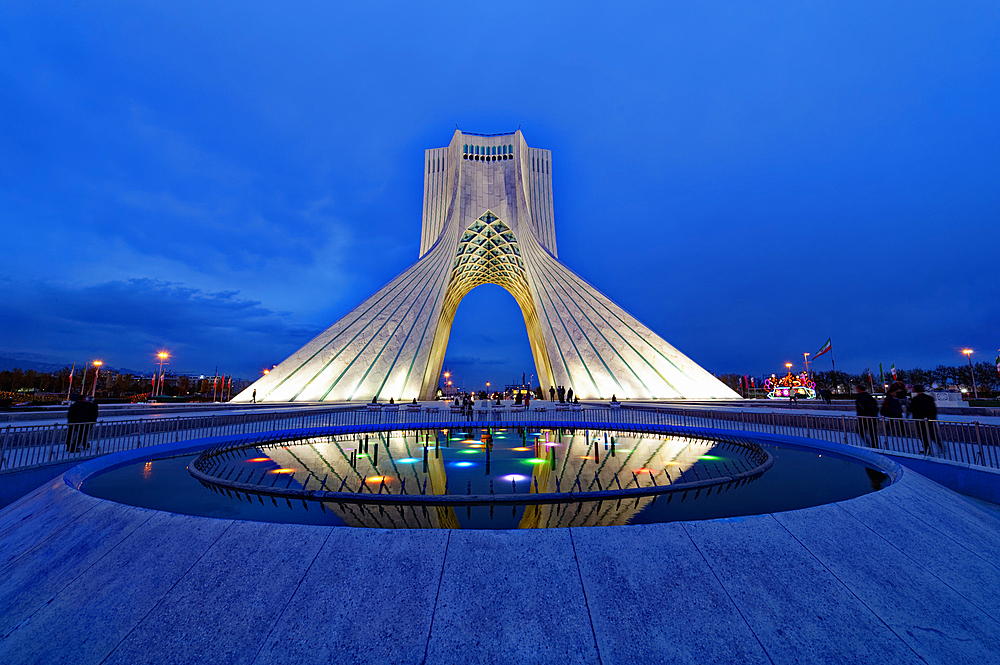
[1,1,997,385]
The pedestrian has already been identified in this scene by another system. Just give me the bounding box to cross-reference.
[881,382,904,420]
[854,384,879,448]
[252,388,256,404]
[909,384,939,455]
[66,394,98,453]
[549,386,555,401]
[567,388,574,403]
[823,388,833,405]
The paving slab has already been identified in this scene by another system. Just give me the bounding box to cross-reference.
[0,479,98,569]
[881,472,1000,562]
[0,500,153,637]
[775,502,1000,665]
[572,523,770,665]
[424,528,599,665]
[837,490,1000,620]
[682,514,918,664]
[103,520,331,665]
[252,527,448,665]
[0,511,232,665]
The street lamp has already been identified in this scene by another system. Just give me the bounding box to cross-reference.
[785,362,793,373]
[90,360,103,398]
[155,351,169,396]
[962,349,978,399]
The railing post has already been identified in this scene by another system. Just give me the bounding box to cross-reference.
[174,416,181,442]
[974,422,986,466]
[805,414,810,439]
[47,424,60,462]
[841,415,848,444]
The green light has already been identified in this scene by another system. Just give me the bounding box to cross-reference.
[700,455,721,460]
[524,458,546,465]
[459,449,479,454]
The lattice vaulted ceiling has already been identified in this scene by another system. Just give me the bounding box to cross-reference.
[449,212,529,302]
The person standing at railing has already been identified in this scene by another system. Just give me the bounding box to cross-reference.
[909,385,939,455]
[65,394,98,453]
[854,384,879,448]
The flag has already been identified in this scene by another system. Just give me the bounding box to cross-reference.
[814,338,832,359]
[879,363,884,387]
[996,352,999,378]
[891,364,897,380]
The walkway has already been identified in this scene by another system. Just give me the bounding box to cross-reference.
[1,435,999,664]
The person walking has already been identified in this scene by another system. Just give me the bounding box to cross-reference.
[549,386,555,401]
[252,389,256,404]
[880,383,904,419]
[909,385,939,455]
[854,384,879,448]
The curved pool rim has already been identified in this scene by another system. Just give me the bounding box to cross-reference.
[64,420,904,510]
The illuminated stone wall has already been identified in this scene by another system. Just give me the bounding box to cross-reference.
[234,130,738,402]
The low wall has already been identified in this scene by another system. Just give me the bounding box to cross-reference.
[0,457,99,508]
[876,451,1000,505]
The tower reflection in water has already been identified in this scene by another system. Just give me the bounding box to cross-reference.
[227,428,753,529]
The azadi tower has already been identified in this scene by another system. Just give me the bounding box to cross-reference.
[234,130,738,402]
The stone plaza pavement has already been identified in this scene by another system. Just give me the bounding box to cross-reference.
[1,455,999,664]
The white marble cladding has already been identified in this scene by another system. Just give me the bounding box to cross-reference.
[234,130,739,403]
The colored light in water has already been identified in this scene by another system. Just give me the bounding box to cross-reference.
[365,476,389,484]
[634,468,654,474]
[269,468,296,474]
[501,474,527,482]
[544,443,559,447]
[700,455,721,460]
[511,447,531,452]
[459,449,479,454]
[524,459,546,465]
[247,457,270,462]
[357,454,368,458]
[453,462,475,467]
[396,458,420,464]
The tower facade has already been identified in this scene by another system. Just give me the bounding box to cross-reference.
[234,130,738,402]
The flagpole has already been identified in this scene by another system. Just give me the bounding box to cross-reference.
[66,362,75,402]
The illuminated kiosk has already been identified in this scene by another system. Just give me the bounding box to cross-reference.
[234,130,738,402]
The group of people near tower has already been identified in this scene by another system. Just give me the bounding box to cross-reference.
[548,385,577,403]
[854,382,939,454]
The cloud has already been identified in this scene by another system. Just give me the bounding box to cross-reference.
[0,277,322,377]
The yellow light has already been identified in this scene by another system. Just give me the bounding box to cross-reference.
[157,351,169,359]
[92,360,103,367]
[247,457,270,462]
[269,468,296,474]
[262,369,270,374]
[511,447,531,451]
[962,349,973,355]
[366,476,389,484]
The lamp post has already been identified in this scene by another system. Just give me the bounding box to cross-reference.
[90,360,103,398]
[155,351,169,396]
[962,349,978,399]
[802,352,811,375]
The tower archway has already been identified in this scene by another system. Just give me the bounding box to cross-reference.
[234,130,739,403]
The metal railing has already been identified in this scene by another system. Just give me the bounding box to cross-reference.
[1,403,997,473]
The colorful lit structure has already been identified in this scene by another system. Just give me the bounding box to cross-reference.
[765,372,817,400]
[234,130,739,402]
